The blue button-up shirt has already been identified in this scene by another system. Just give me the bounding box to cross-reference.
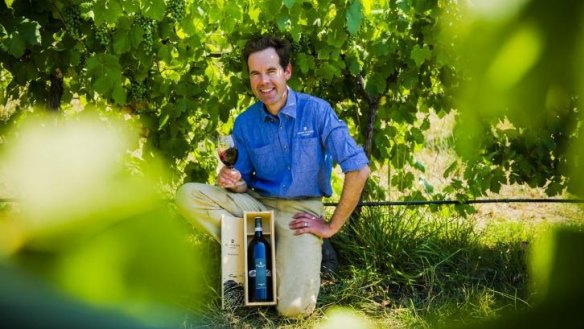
[233,88,369,198]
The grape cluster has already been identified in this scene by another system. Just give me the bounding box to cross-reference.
[166,0,186,23]
[129,78,147,103]
[95,25,111,47]
[63,6,82,40]
[79,51,88,68]
[134,15,156,55]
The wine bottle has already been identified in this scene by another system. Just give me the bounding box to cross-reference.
[247,216,273,302]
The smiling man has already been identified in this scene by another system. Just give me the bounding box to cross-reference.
[176,35,370,317]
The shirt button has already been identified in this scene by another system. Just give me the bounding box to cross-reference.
[287,166,291,170]
[283,145,287,150]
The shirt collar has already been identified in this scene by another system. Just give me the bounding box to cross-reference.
[261,87,297,122]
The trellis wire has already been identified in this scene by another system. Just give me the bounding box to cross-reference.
[324,198,584,207]
[2,197,583,207]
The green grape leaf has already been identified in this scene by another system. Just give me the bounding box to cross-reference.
[296,53,314,74]
[289,24,302,42]
[284,0,296,9]
[157,45,172,62]
[263,0,282,14]
[346,52,363,75]
[366,73,386,95]
[4,0,14,8]
[113,18,132,54]
[248,5,261,22]
[409,127,424,144]
[4,32,25,57]
[277,15,291,32]
[93,75,115,95]
[141,0,166,20]
[121,0,140,12]
[129,24,144,48]
[93,0,123,26]
[18,19,41,46]
[490,168,506,193]
[175,97,189,115]
[316,62,340,81]
[346,0,363,35]
[204,62,221,82]
[111,84,127,105]
[411,45,432,66]
[13,61,37,84]
[371,39,393,56]
[326,29,347,48]
[86,54,123,96]
[223,4,242,33]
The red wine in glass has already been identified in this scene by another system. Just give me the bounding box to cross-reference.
[217,135,238,168]
[219,147,238,167]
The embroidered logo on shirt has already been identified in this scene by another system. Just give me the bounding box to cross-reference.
[297,126,314,137]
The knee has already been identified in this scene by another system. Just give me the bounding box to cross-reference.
[175,182,204,205]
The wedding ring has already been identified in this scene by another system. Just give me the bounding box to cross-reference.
[304,222,308,228]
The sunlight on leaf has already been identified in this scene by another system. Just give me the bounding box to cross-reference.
[346,0,363,35]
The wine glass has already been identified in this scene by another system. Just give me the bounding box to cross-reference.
[217,134,238,168]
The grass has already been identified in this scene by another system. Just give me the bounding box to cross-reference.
[181,203,583,328]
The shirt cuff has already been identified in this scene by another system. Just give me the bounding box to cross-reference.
[339,153,369,173]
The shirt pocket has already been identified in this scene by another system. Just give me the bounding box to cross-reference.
[249,143,280,178]
[293,137,322,173]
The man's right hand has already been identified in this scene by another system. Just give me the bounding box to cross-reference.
[217,166,247,192]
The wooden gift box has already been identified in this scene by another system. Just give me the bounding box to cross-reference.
[221,211,277,308]
[221,215,246,309]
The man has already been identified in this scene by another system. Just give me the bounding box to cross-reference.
[175,35,370,317]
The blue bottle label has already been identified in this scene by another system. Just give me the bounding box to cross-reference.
[253,240,268,301]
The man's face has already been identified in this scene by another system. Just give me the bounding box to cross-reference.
[247,47,291,115]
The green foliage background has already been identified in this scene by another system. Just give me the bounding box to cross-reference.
[1,0,583,203]
[1,0,460,203]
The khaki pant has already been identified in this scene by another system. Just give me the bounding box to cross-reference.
[175,183,323,317]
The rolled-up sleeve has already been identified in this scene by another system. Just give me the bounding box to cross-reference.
[320,105,369,173]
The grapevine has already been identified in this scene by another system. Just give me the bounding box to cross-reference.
[134,15,156,55]
[128,76,148,104]
[166,0,186,23]
[62,6,82,40]
[95,24,111,48]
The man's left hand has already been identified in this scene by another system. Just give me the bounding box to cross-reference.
[289,213,336,238]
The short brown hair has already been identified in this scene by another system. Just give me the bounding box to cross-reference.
[242,35,291,69]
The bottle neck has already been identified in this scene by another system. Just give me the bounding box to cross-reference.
[254,218,263,237]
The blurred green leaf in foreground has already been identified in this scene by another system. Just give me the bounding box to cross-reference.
[447,0,584,196]
[450,227,584,329]
[0,113,206,327]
